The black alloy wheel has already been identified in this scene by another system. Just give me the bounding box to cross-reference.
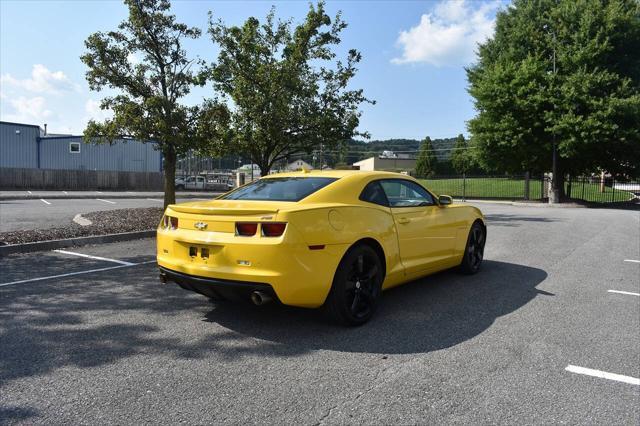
[460,222,485,274]
[326,245,383,326]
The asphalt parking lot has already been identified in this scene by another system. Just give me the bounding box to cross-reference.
[0,197,209,232]
[0,203,638,424]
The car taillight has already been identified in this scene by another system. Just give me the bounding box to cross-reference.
[162,215,179,230]
[261,222,287,237]
[236,222,258,236]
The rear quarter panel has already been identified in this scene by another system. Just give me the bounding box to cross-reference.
[282,204,404,289]
[446,204,485,253]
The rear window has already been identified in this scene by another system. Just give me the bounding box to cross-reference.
[221,177,337,201]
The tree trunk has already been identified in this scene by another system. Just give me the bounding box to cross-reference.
[163,147,177,209]
[257,159,270,177]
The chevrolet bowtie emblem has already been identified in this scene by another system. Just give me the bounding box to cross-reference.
[194,222,208,230]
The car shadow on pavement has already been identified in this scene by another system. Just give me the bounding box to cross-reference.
[0,259,546,423]
[484,214,561,227]
[204,260,549,354]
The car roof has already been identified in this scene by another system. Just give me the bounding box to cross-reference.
[261,170,405,179]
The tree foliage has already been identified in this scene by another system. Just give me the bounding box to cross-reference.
[81,0,229,207]
[450,134,471,174]
[467,0,640,179]
[206,2,373,175]
[415,136,438,178]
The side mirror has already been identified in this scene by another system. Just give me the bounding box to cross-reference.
[438,195,453,205]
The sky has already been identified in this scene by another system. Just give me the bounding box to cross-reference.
[0,0,506,140]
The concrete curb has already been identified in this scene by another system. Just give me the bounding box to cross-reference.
[459,198,639,208]
[458,199,587,208]
[0,230,155,257]
[0,193,221,201]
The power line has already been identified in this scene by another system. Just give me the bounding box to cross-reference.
[313,146,477,155]
[176,146,477,162]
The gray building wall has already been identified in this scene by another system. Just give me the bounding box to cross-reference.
[39,136,161,172]
[0,121,162,172]
[353,156,417,171]
[0,121,40,168]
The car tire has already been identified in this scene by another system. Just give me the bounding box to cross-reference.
[325,244,383,326]
[176,185,184,190]
[460,222,485,275]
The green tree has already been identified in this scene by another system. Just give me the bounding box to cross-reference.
[415,136,438,178]
[81,0,230,207]
[206,2,373,175]
[450,134,471,174]
[467,0,640,198]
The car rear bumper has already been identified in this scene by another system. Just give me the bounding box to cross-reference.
[159,266,278,302]
[157,229,350,308]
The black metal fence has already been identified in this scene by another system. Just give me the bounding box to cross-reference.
[420,174,547,201]
[565,176,639,203]
[418,174,639,203]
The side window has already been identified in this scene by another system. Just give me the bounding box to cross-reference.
[379,179,435,207]
[359,181,389,206]
[69,142,80,153]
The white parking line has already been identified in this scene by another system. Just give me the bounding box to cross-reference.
[40,199,51,205]
[96,191,103,194]
[623,259,640,264]
[96,198,116,204]
[0,260,156,288]
[53,249,134,266]
[146,198,163,202]
[608,289,640,297]
[565,365,639,386]
[63,191,68,194]
[27,190,32,194]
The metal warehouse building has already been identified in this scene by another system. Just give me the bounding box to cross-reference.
[0,121,161,172]
[0,121,163,190]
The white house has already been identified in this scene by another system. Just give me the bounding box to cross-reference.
[285,159,313,171]
[236,163,261,179]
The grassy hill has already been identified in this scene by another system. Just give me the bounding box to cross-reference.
[342,137,456,164]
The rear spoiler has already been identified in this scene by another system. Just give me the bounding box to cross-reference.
[167,205,279,216]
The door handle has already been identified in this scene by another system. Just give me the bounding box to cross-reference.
[397,217,410,224]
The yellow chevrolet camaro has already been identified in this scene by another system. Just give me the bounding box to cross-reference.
[157,170,486,325]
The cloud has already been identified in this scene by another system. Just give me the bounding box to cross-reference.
[0,64,79,94]
[392,0,500,67]
[2,96,53,124]
[85,98,113,122]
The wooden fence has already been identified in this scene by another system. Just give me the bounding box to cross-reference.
[0,167,164,191]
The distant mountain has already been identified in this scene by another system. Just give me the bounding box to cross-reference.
[343,137,457,163]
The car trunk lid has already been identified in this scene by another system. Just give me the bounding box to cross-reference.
[169,199,285,216]
[166,200,288,233]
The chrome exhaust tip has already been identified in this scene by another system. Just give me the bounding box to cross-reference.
[251,291,272,306]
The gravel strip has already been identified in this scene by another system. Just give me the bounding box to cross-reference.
[0,207,163,245]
